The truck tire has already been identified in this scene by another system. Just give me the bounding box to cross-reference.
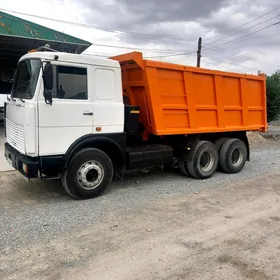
[63,148,114,199]
[179,160,189,176]
[219,138,247,174]
[61,169,80,199]
[215,137,230,152]
[186,141,218,179]
[214,137,230,170]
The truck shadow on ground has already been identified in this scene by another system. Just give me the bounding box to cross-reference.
[0,172,68,204]
[1,167,192,203]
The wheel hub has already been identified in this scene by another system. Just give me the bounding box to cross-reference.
[200,151,215,173]
[77,161,104,190]
[231,148,244,167]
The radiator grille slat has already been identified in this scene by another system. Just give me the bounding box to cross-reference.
[6,119,25,153]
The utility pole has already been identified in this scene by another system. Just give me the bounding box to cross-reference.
[197,37,202,67]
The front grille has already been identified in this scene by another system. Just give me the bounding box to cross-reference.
[6,119,25,154]
[0,107,4,122]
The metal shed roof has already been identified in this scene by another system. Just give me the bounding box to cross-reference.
[0,11,92,65]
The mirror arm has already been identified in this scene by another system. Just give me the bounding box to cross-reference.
[44,93,52,105]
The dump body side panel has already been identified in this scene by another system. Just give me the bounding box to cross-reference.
[111,52,267,136]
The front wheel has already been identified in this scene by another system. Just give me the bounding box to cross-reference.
[62,148,114,199]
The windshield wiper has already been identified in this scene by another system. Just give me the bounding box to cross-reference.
[7,93,11,101]
[17,92,25,103]
[11,90,25,103]
[9,92,16,102]
[10,79,32,103]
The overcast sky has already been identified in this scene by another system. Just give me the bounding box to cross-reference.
[1,0,280,75]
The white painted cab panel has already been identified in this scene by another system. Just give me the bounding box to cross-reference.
[38,63,93,156]
[93,67,124,134]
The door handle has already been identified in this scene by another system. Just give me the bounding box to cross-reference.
[83,112,93,116]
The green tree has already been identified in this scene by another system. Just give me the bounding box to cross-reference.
[266,71,280,122]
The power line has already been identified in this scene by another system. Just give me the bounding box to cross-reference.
[91,24,280,59]
[0,8,197,45]
[83,50,197,60]
[216,40,280,49]
[0,41,188,57]
[204,55,248,67]
[204,55,273,74]
[204,55,258,72]
[205,7,280,43]
[145,50,197,59]
[202,60,222,70]
[205,12,280,46]
[79,50,197,61]
[203,45,278,67]
[90,43,187,54]
[208,21,280,48]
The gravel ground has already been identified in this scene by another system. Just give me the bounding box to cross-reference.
[1,139,280,279]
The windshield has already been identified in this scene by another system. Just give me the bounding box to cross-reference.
[12,59,41,100]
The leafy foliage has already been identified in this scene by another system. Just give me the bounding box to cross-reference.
[266,71,280,122]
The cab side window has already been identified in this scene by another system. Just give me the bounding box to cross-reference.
[52,66,88,100]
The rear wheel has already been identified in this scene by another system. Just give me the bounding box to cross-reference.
[186,141,218,179]
[62,148,114,199]
[214,137,230,170]
[215,137,230,152]
[219,138,247,174]
[179,160,189,176]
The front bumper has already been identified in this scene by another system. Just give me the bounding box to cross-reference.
[4,143,39,178]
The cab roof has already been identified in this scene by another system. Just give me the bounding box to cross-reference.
[20,51,120,68]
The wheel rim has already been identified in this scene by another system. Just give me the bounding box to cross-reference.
[231,148,244,167]
[77,161,104,190]
[200,151,215,173]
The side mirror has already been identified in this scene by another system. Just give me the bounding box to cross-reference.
[43,62,53,105]
[43,63,53,90]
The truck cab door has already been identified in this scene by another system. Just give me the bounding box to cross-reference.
[38,63,93,156]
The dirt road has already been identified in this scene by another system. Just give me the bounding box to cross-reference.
[1,140,280,280]
[58,174,280,280]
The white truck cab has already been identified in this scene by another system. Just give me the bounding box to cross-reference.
[5,51,127,198]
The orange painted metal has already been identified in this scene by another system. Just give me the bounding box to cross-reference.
[110,52,267,136]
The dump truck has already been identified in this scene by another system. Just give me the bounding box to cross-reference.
[4,50,267,199]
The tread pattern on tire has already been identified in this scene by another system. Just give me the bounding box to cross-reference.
[215,137,230,170]
[186,141,218,179]
[219,138,247,174]
[61,170,80,199]
[179,160,189,176]
[215,137,230,152]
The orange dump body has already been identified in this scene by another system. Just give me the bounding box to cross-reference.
[111,52,267,136]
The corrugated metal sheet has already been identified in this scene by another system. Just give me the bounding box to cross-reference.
[0,11,91,47]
